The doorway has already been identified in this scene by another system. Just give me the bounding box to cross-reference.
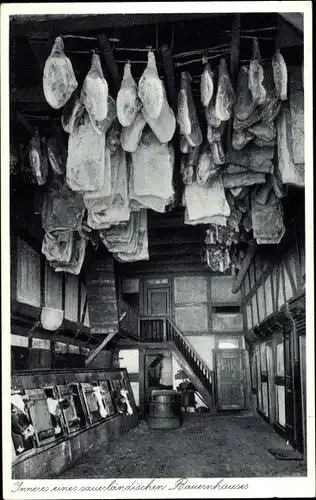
[214,349,246,410]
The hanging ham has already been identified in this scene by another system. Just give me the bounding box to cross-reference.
[120,111,146,153]
[251,190,285,244]
[177,71,202,146]
[43,37,78,110]
[114,210,149,263]
[234,66,256,121]
[100,211,139,252]
[117,62,141,127]
[196,145,219,185]
[248,121,276,142]
[205,102,221,128]
[130,128,174,203]
[226,145,274,174]
[83,147,112,204]
[138,51,164,120]
[210,140,225,165]
[50,232,87,275]
[201,62,214,107]
[42,230,74,264]
[86,148,130,229]
[128,144,174,213]
[107,119,122,154]
[180,135,193,154]
[80,52,108,122]
[61,89,84,134]
[66,112,105,192]
[90,95,117,135]
[249,38,266,106]
[28,128,48,185]
[275,102,304,187]
[142,84,176,143]
[232,129,254,150]
[181,156,194,185]
[215,58,234,121]
[259,64,281,123]
[41,184,85,233]
[47,129,68,176]
[272,49,288,101]
[184,174,230,225]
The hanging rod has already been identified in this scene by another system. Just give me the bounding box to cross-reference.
[223,26,276,33]
[172,44,230,60]
[115,47,157,52]
[240,35,275,40]
[174,52,230,67]
[61,34,119,43]
[115,59,163,65]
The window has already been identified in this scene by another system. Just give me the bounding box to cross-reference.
[45,264,62,310]
[217,337,240,349]
[276,341,285,376]
[80,282,90,327]
[276,385,286,427]
[65,274,79,322]
[16,238,41,307]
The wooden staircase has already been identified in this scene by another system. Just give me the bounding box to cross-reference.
[140,317,215,410]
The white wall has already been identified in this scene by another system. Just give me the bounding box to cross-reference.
[119,349,139,407]
[119,349,139,373]
[186,335,216,371]
[130,382,139,406]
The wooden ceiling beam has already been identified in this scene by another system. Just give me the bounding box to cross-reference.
[149,243,201,256]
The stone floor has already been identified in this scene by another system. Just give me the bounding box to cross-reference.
[58,414,306,478]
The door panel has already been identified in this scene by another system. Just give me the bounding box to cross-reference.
[215,350,245,410]
[147,287,170,316]
[284,333,295,445]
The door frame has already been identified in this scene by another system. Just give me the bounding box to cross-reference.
[213,348,246,411]
[143,280,172,317]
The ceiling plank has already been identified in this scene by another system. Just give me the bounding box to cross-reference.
[10,13,227,38]
[279,13,303,33]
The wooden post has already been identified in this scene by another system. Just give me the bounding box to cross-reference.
[226,13,241,149]
[161,44,177,114]
[98,33,121,93]
[139,349,146,417]
[85,333,116,367]
[162,318,167,343]
[161,43,182,208]
[232,240,257,294]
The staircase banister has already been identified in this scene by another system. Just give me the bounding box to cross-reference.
[166,317,211,376]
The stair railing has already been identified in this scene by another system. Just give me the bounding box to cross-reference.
[139,316,213,398]
[166,317,213,395]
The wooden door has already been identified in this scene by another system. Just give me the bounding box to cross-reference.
[266,342,275,424]
[284,332,295,446]
[214,349,245,410]
[147,287,170,317]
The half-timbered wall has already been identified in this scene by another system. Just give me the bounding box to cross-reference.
[137,273,244,375]
[241,223,305,334]
[239,220,306,453]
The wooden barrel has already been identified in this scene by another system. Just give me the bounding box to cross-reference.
[148,390,181,429]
